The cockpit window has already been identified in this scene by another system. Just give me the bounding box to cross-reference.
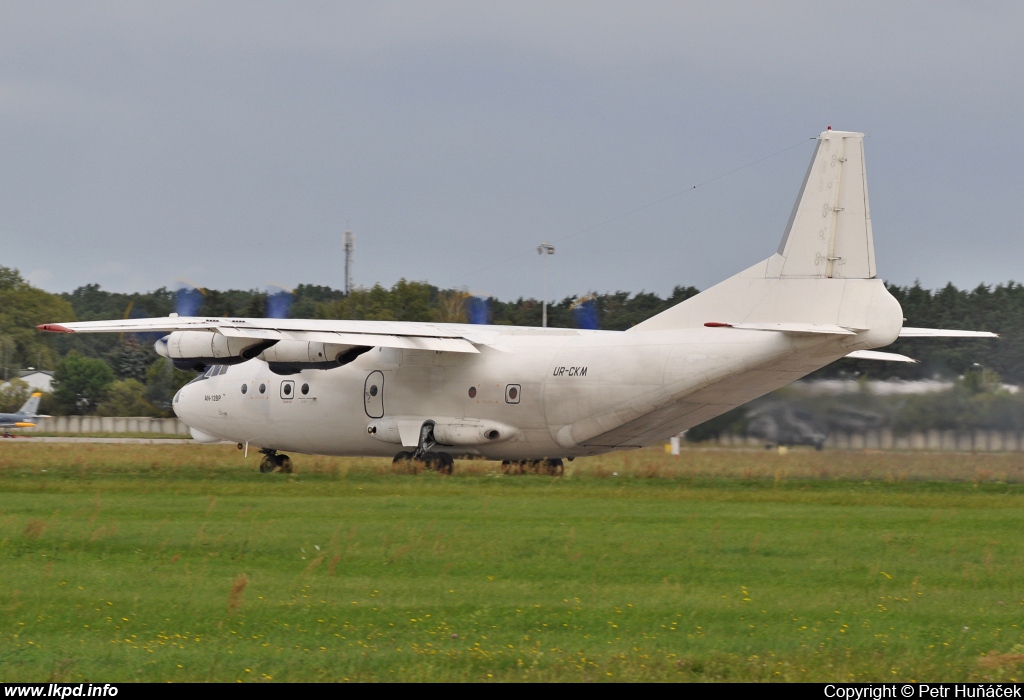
[188,368,212,384]
[188,364,230,384]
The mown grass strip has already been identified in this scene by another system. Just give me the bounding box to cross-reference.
[1,444,1023,681]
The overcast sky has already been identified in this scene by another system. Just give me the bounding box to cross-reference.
[2,1,1021,305]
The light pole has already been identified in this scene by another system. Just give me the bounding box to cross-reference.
[537,242,555,327]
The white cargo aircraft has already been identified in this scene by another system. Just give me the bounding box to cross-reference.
[39,129,995,473]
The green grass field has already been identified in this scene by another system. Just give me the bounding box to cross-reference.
[2,443,1024,682]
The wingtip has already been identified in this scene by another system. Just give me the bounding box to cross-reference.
[37,324,74,333]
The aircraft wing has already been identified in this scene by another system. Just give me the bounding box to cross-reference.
[37,316,525,353]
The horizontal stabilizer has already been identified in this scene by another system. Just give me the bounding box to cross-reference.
[898,327,999,338]
[845,350,917,363]
[704,321,857,335]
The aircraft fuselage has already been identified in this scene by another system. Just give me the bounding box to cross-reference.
[174,323,863,460]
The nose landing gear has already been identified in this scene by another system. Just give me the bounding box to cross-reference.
[258,449,293,474]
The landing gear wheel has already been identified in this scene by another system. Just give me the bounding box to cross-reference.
[501,460,526,475]
[434,452,454,475]
[544,458,564,476]
[415,450,440,472]
[258,451,293,473]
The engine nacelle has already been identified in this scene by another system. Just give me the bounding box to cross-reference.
[258,341,372,374]
[155,331,273,371]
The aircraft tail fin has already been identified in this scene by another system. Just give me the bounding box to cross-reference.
[768,129,875,280]
[632,129,890,334]
[18,392,42,417]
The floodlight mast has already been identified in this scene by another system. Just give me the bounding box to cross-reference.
[537,242,555,327]
[343,230,355,295]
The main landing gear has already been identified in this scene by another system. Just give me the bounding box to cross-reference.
[501,458,564,476]
[258,448,293,474]
[392,450,454,474]
[392,420,454,474]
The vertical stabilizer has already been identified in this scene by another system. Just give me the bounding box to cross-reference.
[631,129,890,333]
[18,392,42,416]
[769,129,875,279]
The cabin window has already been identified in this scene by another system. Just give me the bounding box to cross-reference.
[505,384,521,404]
[241,384,247,395]
[280,380,294,399]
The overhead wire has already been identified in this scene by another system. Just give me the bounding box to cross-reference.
[448,135,815,288]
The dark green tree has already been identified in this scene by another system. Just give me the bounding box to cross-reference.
[51,352,115,414]
[144,359,194,414]
[0,266,76,373]
[0,378,31,413]
[97,379,161,417]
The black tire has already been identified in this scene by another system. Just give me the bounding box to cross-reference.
[278,455,293,473]
[435,452,454,475]
[259,455,276,473]
[501,460,527,475]
[545,458,564,476]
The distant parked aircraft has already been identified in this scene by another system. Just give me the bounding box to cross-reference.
[0,392,44,436]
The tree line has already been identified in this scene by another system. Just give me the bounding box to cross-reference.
[0,264,1015,416]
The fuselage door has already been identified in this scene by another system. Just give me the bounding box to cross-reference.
[364,371,384,418]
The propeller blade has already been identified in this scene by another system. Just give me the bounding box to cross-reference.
[571,295,599,330]
[266,285,294,319]
[466,295,489,325]
[174,281,206,317]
